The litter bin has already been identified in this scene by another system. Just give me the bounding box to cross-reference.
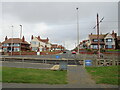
[59,61,67,70]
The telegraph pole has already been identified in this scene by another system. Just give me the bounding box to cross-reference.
[93,14,104,59]
[76,7,80,54]
[97,13,100,58]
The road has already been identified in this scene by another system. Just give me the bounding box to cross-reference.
[2,51,118,60]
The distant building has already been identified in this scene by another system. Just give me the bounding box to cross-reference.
[0,42,2,52]
[116,36,120,49]
[78,31,119,50]
[30,35,51,52]
[88,31,118,50]
[2,36,30,52]
[51,44,64,51]
[79,40,89,49]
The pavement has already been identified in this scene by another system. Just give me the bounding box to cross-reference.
[2,62,119,88]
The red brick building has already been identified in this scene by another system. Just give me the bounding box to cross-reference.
[2,36,30,52]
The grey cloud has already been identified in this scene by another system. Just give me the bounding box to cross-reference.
[2,2,118,50]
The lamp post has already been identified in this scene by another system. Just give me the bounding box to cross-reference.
[76,7,80,54]
[11,25,14,56]
[20,25,22,55]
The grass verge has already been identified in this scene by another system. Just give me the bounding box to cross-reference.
[85,66,120,85]
[2,67,67,84]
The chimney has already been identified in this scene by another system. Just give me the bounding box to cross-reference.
[112,30,115,34]
[5,36,8,40]
[114,33,117,38]
[47,37,49,41]
[22,36,25,42]
[31,35,33,40]
[38,36,40,39]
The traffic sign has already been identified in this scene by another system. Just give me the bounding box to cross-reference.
[56,55,60,59]
[85,60,92,66]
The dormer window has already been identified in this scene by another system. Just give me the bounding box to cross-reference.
[106,38,112,42]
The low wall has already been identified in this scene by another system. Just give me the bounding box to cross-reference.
[4,51,62,55]
[79,52,120,55]
[40,51,62,55]
[5,52,37,55]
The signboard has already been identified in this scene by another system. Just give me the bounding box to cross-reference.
[56,55,60,59]
[85,60,92,66]
[59,62,67,70]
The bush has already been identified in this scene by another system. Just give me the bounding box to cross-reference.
[86,49,92,52]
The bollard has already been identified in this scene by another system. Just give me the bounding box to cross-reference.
[22,58,24,68]
[4,57,5,62]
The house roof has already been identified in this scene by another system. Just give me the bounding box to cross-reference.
[51,44,58,48]
[89,34,106,39]
[90,41,105,45]
[2,38,29,44]
[57,45,64,49]
[37,37,49,43]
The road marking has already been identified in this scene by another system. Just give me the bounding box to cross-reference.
[50,65,60,70]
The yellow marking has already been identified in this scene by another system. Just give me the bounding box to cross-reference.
[51,65,60,70]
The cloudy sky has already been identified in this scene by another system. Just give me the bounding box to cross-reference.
[1,1,119,50]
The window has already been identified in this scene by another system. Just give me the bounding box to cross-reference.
[14,48,20,52]
[93,39,104,42]
[32,47,38,51]
[106,38,112,42]
[39,43,40,47]
[3,44,9,46]
[93,39,98,42]
[92,45,98,49]
[106,45,113,49]
[13,44,20,46]
[3,48,7,52]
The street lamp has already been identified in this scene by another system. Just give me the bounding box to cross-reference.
[11,25,14,56]
[76,7,80,54]
[20,25,22,55]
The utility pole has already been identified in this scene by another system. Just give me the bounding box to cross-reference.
[11,25,14,56]
[97,13,100,58]
[93,14,104,59]
[76,7,80,54]
[20,25,22,55]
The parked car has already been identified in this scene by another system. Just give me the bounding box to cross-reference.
[72,51,76,54]
[63,51,66,53]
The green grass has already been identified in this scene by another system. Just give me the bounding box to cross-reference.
[106,49,120,52]
[85,66,120,85]
[0,67,2,82]
[2,67,67,84]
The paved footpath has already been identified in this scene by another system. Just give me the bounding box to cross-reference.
[2,65,119,88]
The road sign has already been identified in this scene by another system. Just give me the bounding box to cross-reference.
[85,60,92,66]
[56,55,60,59]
